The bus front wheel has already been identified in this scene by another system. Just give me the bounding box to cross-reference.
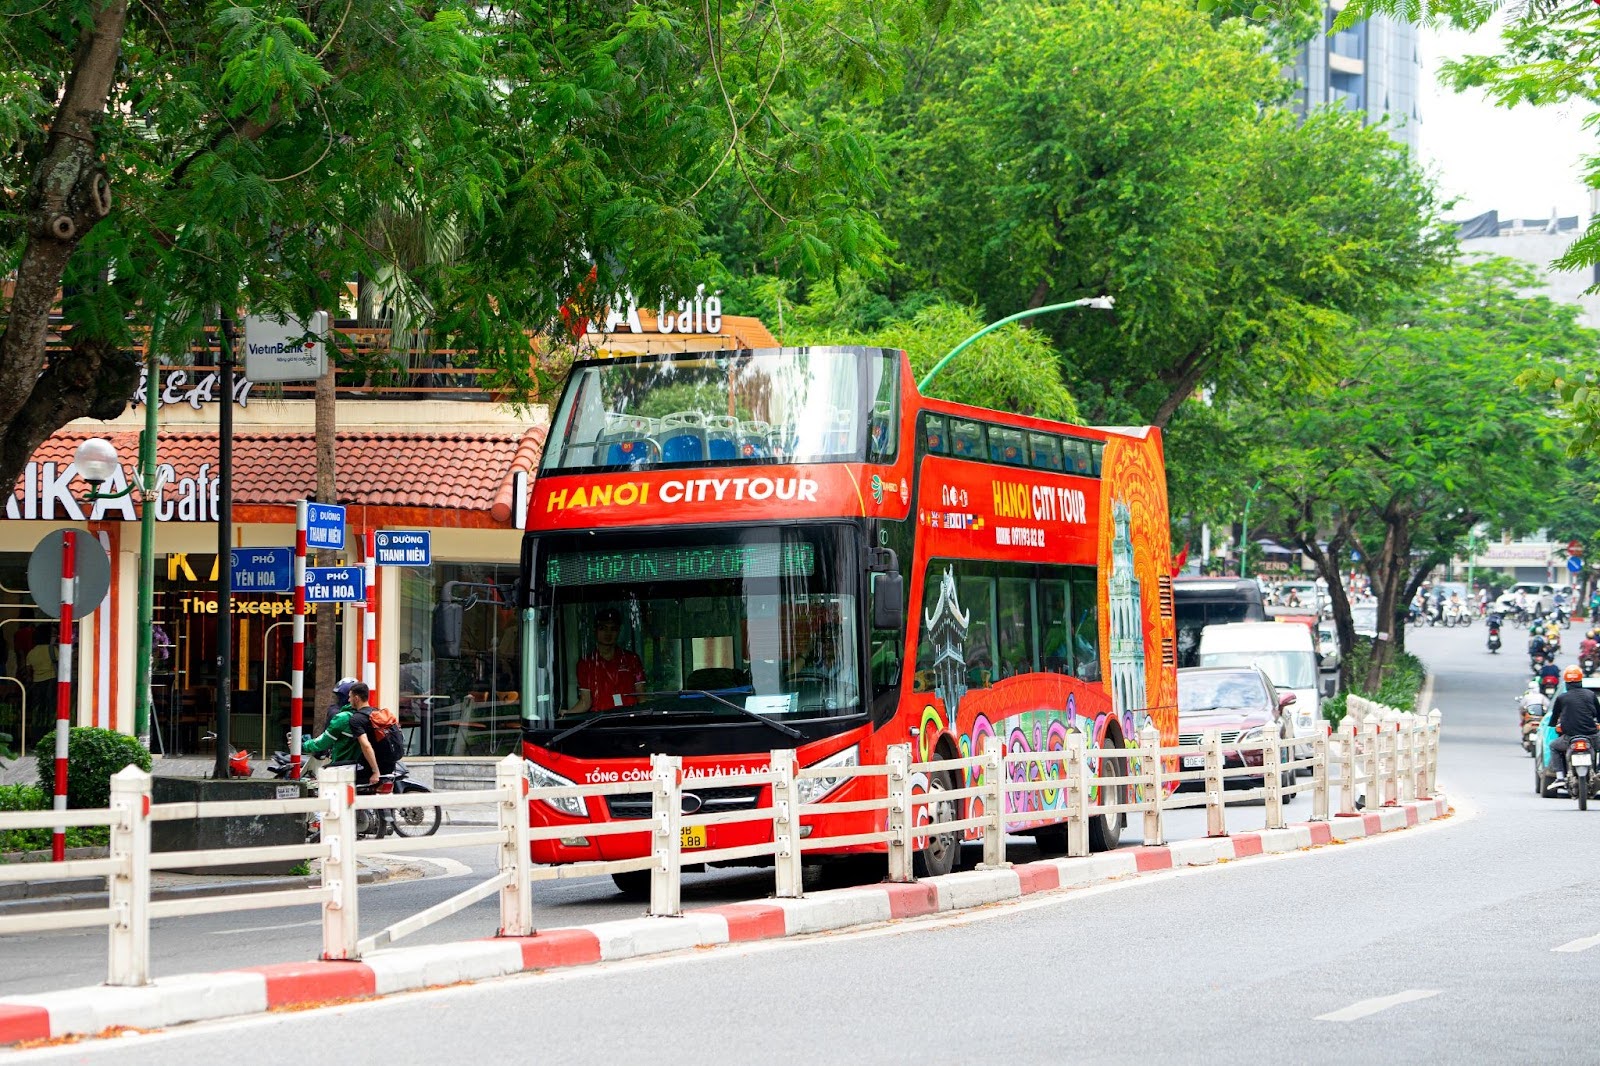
[612,870,650,899]
[914,769,961,878]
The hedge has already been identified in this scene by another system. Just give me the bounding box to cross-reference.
[1323,637,1427,729]
[34,727,152,811]
[0,783,107,854]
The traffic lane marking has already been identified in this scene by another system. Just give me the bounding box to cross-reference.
[211,919,320,936]
[1553,932,1600,953]
[1316,989,1441,1022]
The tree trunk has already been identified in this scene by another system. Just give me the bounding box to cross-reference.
[311,361,339,732]
[0,1,132,490]
[1292,514,1354,691]
[1364,505,1412,693]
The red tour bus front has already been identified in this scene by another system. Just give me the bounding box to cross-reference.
[517,345,1176,892]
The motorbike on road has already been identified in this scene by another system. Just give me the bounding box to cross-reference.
[266,753,442,839]
[1487,616,1502,653]
[1570,736,1596,810]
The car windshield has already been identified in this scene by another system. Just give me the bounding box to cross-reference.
[540,348,898,471]
[1178,672,1271,714]
[1199,650,1317,690]
[527,525,862,726]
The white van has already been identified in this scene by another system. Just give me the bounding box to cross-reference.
[1197,622,1322,752]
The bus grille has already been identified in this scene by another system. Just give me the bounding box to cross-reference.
[605,785,766,820]
[1178,731,1242,747]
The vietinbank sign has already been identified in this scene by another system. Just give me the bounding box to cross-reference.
[243,312,328,382]
[543,475,820,512]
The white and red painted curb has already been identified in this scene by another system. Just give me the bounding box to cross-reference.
[0,795,1450,1047]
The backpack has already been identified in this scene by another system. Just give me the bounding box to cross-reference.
[368,705,405,762]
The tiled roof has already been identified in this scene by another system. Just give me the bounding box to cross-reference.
[17,426,547,514]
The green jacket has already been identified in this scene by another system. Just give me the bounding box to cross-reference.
[303,706,362,765]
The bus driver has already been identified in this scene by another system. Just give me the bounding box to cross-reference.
[566,607,647,713]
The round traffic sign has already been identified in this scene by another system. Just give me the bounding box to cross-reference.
[27,530,111,619]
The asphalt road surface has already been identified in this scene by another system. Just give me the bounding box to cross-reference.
[12,623,1577,1065]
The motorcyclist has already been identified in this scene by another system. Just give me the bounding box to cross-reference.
[1530,630,1551,663]
[1540,661,1563,697]
[301,677,383,783]
[1549,665,1600,777]
[1582,633,1600,667]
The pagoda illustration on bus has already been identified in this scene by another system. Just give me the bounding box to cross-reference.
[516,344,1176,892]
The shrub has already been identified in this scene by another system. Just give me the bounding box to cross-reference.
[1325,638,1426,730]
[34,727,151,810]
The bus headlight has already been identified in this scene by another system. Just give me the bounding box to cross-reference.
[524,760,586,817]
[796,745,859,806]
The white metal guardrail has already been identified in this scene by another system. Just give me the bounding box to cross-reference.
[0,704,1440,985]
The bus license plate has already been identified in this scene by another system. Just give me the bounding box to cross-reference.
[1574,753,1593,768]
[1182,755,1205,769]
[681,825,707,849]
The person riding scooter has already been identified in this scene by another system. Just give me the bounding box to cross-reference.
[1582,633,1600,675]
[1540,661,1563,699]
[1549,665,1600,779]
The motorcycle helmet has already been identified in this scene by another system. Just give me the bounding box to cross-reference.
[1565,665,1584,683]
[334,676,359,700]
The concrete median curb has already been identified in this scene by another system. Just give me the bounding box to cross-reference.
[0,794,1451,1048]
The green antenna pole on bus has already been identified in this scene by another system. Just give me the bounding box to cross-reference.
[917,296,1114,393]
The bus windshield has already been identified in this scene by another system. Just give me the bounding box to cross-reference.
[540,348,898,471]
[527,526,862,727]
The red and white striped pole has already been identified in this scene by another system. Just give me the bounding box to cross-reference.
[362,529,376,701]
[291,501,308,779]
[51,531,76,862]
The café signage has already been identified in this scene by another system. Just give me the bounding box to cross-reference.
[4,462,218,523]
[591,285,724,336]
[129,368,254,410]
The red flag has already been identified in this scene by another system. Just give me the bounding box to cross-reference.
[1171,542,1190,577]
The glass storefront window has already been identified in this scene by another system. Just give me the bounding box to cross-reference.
[0,553,69,756]
[397,561,522,756]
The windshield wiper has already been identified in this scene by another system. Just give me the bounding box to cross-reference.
[546,708,654,747]
[637,689,805,740]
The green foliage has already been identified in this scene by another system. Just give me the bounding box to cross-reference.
[782,278,1079,420]
[34,728,152,811]
[0,783,107,855]
[0,0,923,481]
[1323,640,1427,729]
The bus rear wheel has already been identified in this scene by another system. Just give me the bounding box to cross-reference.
[1088,751,1126,852]
[914,768,960,878]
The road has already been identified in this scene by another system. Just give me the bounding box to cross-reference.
[12,623,1576,1064]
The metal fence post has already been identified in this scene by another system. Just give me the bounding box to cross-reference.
[1363,714,1382,811]
[886,743,914,883]
[1262,723,1284,830]
[1399,716,1417,803]
[319,766,360,960]
[1204,729,1226,838]
[980,735,1006,869]
[1311,723,1330,823]
[107,766,152,987]
[1067,732,1090,857]
[1138,723,1163,846]
[650,753,683,917]
[1426,709,1443,796]
[771,748,804,898]
[1381,711,1401,806]
[1336,718,1358,816]
[496,753,533,937]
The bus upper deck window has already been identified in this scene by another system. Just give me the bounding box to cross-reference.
[923,414,948,455]
[1064,440,1092,476]
[950,420,985,458]
[1029,434,1063,472]
[1089,442,1105,476]
[990,427,1026,466]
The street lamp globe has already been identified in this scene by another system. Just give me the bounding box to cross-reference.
[73,437,119,485]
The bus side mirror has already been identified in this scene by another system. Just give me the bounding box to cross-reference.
[433,602,463,658]
[873,571,905,630]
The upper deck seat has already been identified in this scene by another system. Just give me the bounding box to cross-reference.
[660,431,706,463]
[603,437,660,467]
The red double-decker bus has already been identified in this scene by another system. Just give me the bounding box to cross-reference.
[518,345,1177,889]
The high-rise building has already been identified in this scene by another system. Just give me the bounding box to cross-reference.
[1288,1,1421,152]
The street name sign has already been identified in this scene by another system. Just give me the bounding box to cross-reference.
[374,530,431,566]
[230,548,294,593]
[305,566,366,603]
[306,503,346,550]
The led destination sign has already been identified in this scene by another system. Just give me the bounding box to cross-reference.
[546,543,815,587]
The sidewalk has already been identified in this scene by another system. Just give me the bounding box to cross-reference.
[0,794,1452,1048]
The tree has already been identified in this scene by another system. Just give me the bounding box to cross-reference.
[0,0,921,491]
[1249,259,1594,689]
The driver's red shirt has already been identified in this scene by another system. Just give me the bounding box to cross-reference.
[578,650,646,710]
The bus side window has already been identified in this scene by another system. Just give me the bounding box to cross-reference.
[990,427,1026,467]
[1039,580,1072,675]
[950,419,985,459]
[1064,440,1092,476]
[997,577,1036,678]
[1089,442,1105,476]
[1069,569,1101,681]
[1029,434,1063,472]
[923,414,948,455]
[958,576,996,689]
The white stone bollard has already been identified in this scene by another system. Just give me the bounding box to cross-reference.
[107,766,152,986]
[886,744,914,882]
[496,753,533,937]
[980,735,1007,869]
[650,753,683,917]
[1204,729,1227,838]
[319,765,360,960]
[770,748,804,898]
[1139,723,1164,846]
